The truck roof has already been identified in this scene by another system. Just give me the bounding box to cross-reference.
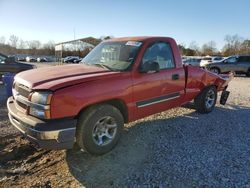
[106,36,174,42]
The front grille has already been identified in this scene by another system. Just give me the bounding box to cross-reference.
[13,82,31,111]
[14,83,30,98]
[16,100,27,109]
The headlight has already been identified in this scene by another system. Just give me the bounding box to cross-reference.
[29,108,51,119]
[30,92,52,105]
[29,91,52,119]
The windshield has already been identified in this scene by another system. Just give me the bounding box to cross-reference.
[81,41,142,71]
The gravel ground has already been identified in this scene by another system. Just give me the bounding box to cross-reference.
[0,76,249,187]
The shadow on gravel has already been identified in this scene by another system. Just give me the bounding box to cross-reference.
[66,105,250,187]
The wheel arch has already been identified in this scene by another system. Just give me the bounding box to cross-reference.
[200,84,218,94]
[76,98,129,123]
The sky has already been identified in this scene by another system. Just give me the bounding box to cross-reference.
[0,0,250,50]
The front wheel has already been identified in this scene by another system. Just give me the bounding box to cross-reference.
[194,86,217,113]
[76,104,124,155]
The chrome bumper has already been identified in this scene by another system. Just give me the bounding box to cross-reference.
[7,97,77,149]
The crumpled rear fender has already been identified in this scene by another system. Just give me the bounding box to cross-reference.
[185,66,233,92]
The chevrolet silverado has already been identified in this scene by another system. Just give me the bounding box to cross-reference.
[7,37,233,155]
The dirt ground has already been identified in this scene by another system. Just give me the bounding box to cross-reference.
[0,76,249,187]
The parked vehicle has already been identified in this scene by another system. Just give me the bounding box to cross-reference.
[26,56,37,62]
[200,56,224,67]
[212,56,224,63]
[200,56,212,67]
[181,56,188,63]
[17,57,26,61]
[0,53,7,64]
[0,53,35,81]
[207,55,250,76]
[74,58,83,63]
[63,56,80,63]
[7,37,233,155]
[37,57,50,62]
[183,58,201,66]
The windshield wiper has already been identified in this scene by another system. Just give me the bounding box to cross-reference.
[81,61,91,66]
[93,63,117,71]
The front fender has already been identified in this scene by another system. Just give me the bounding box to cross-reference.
[49,72,133,119]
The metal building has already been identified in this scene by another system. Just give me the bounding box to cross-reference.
[55,37,101,61]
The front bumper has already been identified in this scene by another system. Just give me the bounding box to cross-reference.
[7,97,77,149]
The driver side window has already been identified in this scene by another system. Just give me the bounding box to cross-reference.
[142,42,175,70]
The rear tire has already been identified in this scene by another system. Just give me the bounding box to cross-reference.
[76,104,124,155]
[210,67,220,74]
[194,86,217,114]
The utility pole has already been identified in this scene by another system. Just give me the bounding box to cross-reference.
[74,28,76,52]
[74,28,76,40]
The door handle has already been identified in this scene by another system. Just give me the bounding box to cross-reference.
[172,74,179,80]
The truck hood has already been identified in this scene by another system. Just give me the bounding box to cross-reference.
[15,64,118,90]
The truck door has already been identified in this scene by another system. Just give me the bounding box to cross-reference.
[156,42,185,106]
[132,41,185,119]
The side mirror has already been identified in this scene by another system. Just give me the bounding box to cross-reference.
[139,61,160,73]
[5,56,15,64]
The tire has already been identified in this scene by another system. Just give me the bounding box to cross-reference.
[210,67,220,74]
[76,104,124,155]
[194,86,217,114]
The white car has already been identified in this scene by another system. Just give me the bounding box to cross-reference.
[37,57,51,62]
[26,56,37,62]
[200,57,212,67]
[200,56,224,67]
[183,58,201,67]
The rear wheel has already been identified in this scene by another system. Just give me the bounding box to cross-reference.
[194,86,217,113]
[76,104,124,155]
[210,67,220,74]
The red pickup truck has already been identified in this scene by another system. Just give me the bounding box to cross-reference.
[7,37,232,155]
